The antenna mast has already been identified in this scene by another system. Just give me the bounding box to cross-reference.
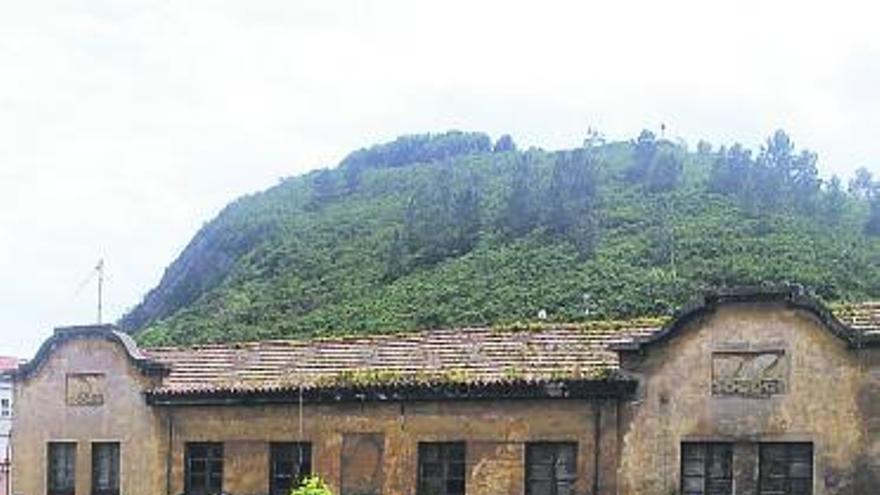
[96,259,104,324]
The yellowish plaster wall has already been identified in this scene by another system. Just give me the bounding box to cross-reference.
[166,399,612,495]
[617,302,873,495]
[11,337,166,495]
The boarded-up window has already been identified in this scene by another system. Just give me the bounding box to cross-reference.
[341,433,384,495]
[91,442,120,495]
[270,442,312,495]
[759,443,813,495]
[185,442,223,495]
[525,442,577,495]
[681,443,733,495]
[417,442,466,495]
[48,442,76,495]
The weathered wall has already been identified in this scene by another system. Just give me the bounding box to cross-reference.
[166,398,619,495]
[856,346,880,489]
[617,302,875,495]
[11,337,166,495]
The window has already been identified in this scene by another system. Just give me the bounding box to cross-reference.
[417,442,466,495]
[185,442,223,495]
[92,442,120,495]
[759,443,813,495]
[1,398,10,417]
[270,442,311,495]
[681,443,733,495]
[525,442,577,495]
[48,442,76,495]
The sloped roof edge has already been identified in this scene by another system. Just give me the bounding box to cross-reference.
[611,285,879,352]
[9,324,169,380]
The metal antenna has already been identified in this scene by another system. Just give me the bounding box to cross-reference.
[96,259,105,324]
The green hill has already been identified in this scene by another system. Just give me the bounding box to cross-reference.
[121,130,880,346]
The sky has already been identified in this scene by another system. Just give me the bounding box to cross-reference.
[1,0,879,358]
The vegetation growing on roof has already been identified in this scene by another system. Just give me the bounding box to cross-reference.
[124,130,880,346]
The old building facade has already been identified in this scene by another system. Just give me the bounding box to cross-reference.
[7,288,880,495]
[0,356,19,495]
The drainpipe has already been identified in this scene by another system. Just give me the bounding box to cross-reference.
[593,399,601,495]
[165,408,174,495]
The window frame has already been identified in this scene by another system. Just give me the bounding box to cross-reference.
[269,442,312,495]
[91,442,120,495]
[417,441,467,495]
[184,442,224,495]
[47,442,77,495]
[680,442,733,495]
[524,442,578,495]
[758,442,813,495]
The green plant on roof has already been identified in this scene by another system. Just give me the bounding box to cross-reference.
[291,475,333,495]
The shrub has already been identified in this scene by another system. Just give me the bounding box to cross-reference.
[291,475,334,495]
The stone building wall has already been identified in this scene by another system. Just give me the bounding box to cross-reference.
[11,337,166,495]
[9,298,878,495]
[9,331,620,495]
[617,301,877,495]
[164,398,619,495]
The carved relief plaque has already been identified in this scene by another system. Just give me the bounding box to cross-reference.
[66,373,105,406]
[712,350,786,397]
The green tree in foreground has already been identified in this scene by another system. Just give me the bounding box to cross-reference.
[291,475,333,495]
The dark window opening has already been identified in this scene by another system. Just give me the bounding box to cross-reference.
[48,442,76,495]
[525,442,577,495]
[759,443,813,495]
[185,442,223,495]
[681,442,733,495]
[417,442,466,495]
[270,442,312,495]
[92,442,120,495]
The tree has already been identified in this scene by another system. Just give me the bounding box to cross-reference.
[503,156,538,236]
[822,175,847,224]
[292,475,334,495]
[451,184,481,254]
[646,151,683,192]
[867,183,880,237]
[752,130,820,210]
[571,213,599,261]
[548,149,597,234]
[342,163,363,193]
[384,229,407,280]
[849,167,874,199]
[790,149,820,208]
[627,129,657,181]
[709,144,752,195]
[493,134,517,153]
[307,170,338,210]
[400,170,481,266]
[696,140,712,155]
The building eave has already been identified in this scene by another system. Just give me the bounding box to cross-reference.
[144,378,637,407]
[11,325,169,381]
[610,285,879,354]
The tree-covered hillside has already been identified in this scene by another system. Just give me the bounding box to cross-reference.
[121,130,880,346]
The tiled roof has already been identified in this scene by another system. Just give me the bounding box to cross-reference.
[141,300,880,396]
[833,302,880,337]
[144,322,660,395]
[0,356,20,373]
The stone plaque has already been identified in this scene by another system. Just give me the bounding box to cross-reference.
[66,373,105,406]
[712,351,786,397]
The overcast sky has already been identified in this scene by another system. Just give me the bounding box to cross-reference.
[1,0,878,358]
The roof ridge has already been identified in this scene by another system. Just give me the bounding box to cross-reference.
[142,320,664,353]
